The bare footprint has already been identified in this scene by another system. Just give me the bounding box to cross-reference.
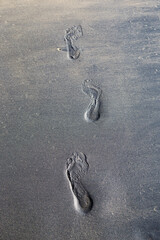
[82,80,102,122]
[66,152,93,214]
[64,25,83,60]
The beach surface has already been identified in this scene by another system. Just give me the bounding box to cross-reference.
[0,0,160,239]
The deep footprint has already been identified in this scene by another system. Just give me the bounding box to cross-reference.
[66,152,93,214]
[82,79,102,122]
[64,25,83,60]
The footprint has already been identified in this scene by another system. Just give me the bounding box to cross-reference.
[65,152,93,214]
[82,79,102,122]
[64,25,83,60]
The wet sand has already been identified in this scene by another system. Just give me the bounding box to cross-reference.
[0,0,160,239]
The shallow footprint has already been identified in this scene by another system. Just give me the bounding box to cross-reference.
[64,25,83,60]
[82,80,102,122]
[82,79,102,99]
[66,152,88,181]
[66,152,93,214]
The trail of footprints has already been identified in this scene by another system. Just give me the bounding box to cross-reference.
[60,24,158,240]
[61,25,102,214]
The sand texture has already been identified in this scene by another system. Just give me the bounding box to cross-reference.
[0,0,160,239]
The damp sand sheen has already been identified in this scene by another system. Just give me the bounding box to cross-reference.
[82,80,102,122]
[65,152,93,214]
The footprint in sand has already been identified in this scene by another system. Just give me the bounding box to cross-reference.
[65,152,93,214]
[64,25,83,60]
[82,79,102,122]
